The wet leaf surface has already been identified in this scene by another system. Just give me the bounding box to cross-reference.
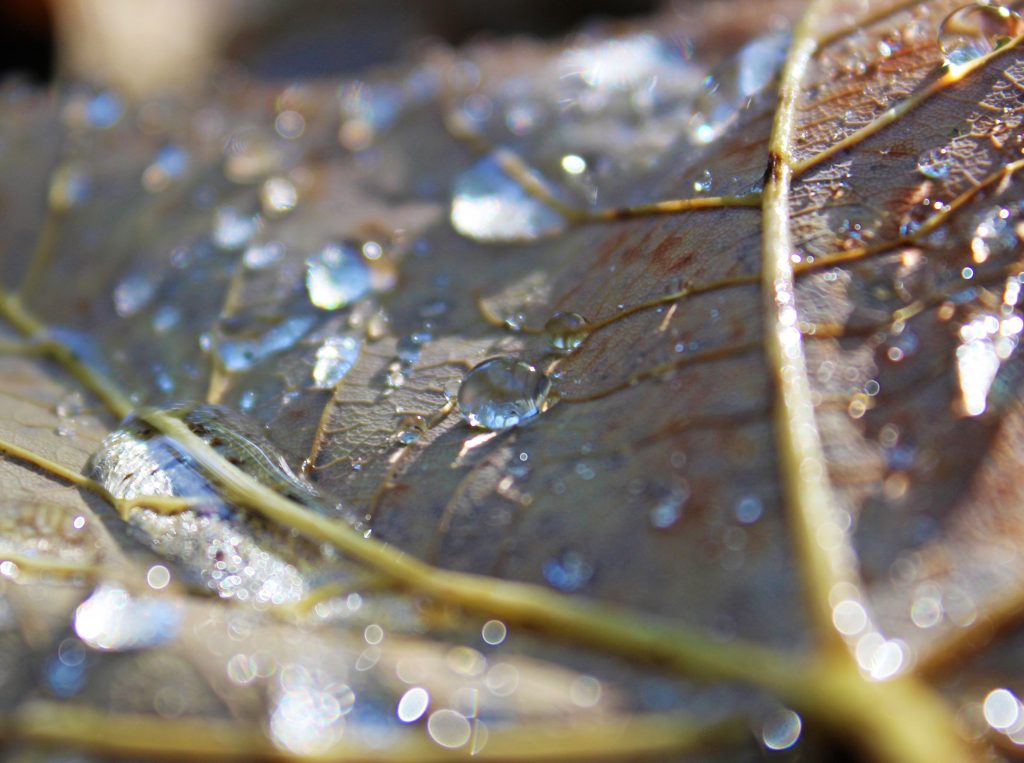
[3,1,1024,760]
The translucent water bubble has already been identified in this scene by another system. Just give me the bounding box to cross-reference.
[692,169,713,193]
[649,483,690,530]
[112,273,157,318]
[916,147,952,180]
[938,3,1022,68]
[688,30,790,145]
[311,336,361,389]
[457,357,552,430]
[306,241,372,310]
[450,154,567,243]
[394,414,428,445]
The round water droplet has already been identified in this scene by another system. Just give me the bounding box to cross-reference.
[938,3,1022,67]
[397,687,430,723]
[916,147,952,179]
[213,207,259,251]
[761,708,802,751]
[306,241,372,310]
[260,176,298,217]
[457,357,552,430]
[544,311,588,352]
[450,154,567,243]
[692,169,713,193]
[649,483,689,530]
[394,414,428,445]
[543,550,594,592]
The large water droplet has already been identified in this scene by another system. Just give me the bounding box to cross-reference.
[457,357,552,430]
[311,336,361,389]
[306,241,372,310]
[938,3,1022,67]
[688,30,790,145]
[545,311,588,353]
[450,154,567,243]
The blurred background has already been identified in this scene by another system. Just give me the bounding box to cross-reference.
[0,0,666,94]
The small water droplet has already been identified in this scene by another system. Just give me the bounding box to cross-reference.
[560,154,588,176]
[450,154,566,243]
[243,241,285,270]
[544,312,588,353]
[224,127,283,183]
[142,145,189,192]
[260,176,298,217]
[916,147,952,179]
[213,207,259,251]
[692,169,713,193]
[113,273,156,318]
[306,241,372,310]
[394,414,428,445]
[457,357,552,430]
[84,92,124,129]
[649,483,690,530]
[938,3,1022,68]
[397,687,430,723]
[311,336,361,389]
[48,163,90,211]
[542,550,594,592]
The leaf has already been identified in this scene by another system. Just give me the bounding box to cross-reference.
[2,1,1024,760]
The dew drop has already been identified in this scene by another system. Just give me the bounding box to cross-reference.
[113,273,157,318]
[306,241,372,310]
[649,483,690,530]
[544,311,588,353]
[938,3,1022,68]
[984,688,1022,731]
[219,316,316,373]
[311,336,361,389]
[450,154,567,243]
[692,169,713,193]
[243,241,285,270]
[542,550,594,592]
[213,207,259,251]
[761,708,802,751]
[394,414,428,445]
[457,357,552,430]
[260,176,298,217]
[397,687,430,723]
[916,147,952,179]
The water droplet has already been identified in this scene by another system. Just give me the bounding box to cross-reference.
[984,688,1022,731]
[761,708,802,751]
[450,154,567,243]
[311,336,361,389]
[394,414,428,445]
[457,357,552,430]
[649,483,689,530]
[48,163,90,211]
[213,207,259,251]
[218,315,317,373]
[971,204,1021,263]
[542,549,594,592]
[938,3,1021,68]
[427,709,472,749]
[74,583,181,651]
[688,31,790,145]
[260,176,298,217]
[560,154,588,176]
[306,241,372,310]
[84,92,123,129]
[113,273,156,318]
[142,145,189,192]
[544,312,588,353]
[397,687,430,723]
[916,147,952,179]
[734,495,764,524]
[692,169,713,193]
[224,127,283,183]
[481,619,507,646]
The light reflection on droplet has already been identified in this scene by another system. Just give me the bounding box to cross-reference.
[397,687,430,723]
[261,177,298,217]
[544,311,588,353]
[146,564,171,590]
[832,599,868,636]
[213,207,259,251]
[427,709,472,749]
[762,708,802,751]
